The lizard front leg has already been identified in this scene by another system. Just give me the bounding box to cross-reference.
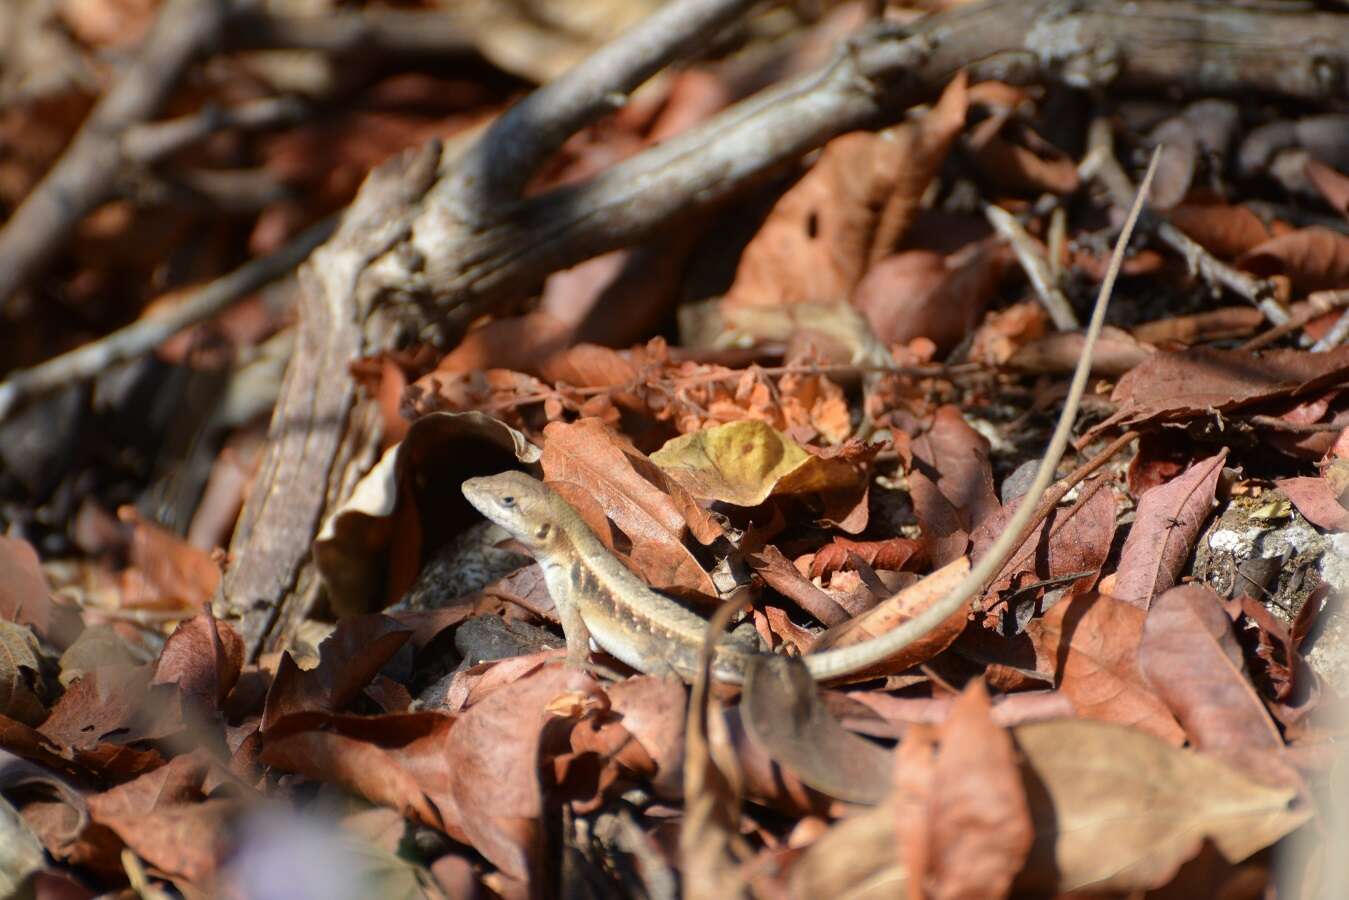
[556,596,593,671]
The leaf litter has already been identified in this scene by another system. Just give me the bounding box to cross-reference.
[1,3,1347,897]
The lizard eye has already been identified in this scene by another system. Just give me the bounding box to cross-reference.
[500,495,516,507]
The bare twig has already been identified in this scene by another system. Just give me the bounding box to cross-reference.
[0,0,233,310]
[985,204,1079,329]
[0,217,335,421]
[439,0,758,218]
[1242,288,1349,351]
[222,7,477,59]
[123,97,311,165]
[1086,118,1290,326]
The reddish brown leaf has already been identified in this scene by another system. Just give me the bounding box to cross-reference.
[852,242,1006,351]
[1092,346,1349,436]
[908,406,999,567]
[1304,158,1349,221]
[1277,475,1349,531]
[261,615,412,734]
[1111,452,1225,610]
[722,74,968,310]
[809,536,925,580]
[971,477,1116,617]
[1007,326,1152,377]
[1139,585,1299,788]
[151,614,243,710]
[1169,201,1276,259]
[260,711,461,836]
[118,508,220,611]
[0,536,78,647]
[604,676,688,799]
[446,664,598,884]
[40,665,186,752]
[84,754,236,885]
[1240,226,1349,292]
[1026,593,1184,743]
[925,681,1033,900]
[747,545,851,626]
[811,557,971,678]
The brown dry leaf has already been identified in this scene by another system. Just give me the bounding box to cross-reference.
[117,507,220,611]
[1168,200,1277,260]
[652,419,863,508]
[1007,326,1153,377]
[1131,305,1266,346]
[446,664,598,886]
[261,615,412,734]
[1240,226,1349,292]
[434,311,575,378]
[908,406,999,567]
[971,478,1116,616]
[260,711,461,837]
[605,676,688,799]
[1,535,78,647]
[810,537,925,581]
[151,614,243,711]
[924,681,1032,900]
[844,689,1072,732]
[967,301,1049,367]
[810,556,970,678]
[57,624,148,687]
[1278,475,1349,531]
[1305,158,1349,220]
[1138,584,1299,789]
[722,74,969,309]
[1012,719,1308,894]
[748,545,852,627]
[83,754,237,885]
[1026,593,1184,744]
[1111,451,1225,610]
[852,242,1007,351]
[542,418,721,598]
[788,803,909,898]
[741,657,892,804]
[0,621,47,726]
[969,128,1079,196]
[1091,346,1349,435]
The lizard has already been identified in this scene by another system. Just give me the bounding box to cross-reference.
[460,150,1160,684]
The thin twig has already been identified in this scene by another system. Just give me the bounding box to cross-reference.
[1086,118,1290,326]
[985,204,1079,329]
[0,0,233,311]
[222,7,477,59]
[1242,288,1349,351]
[440,0,758,217]
[1244,416,1347,435]
[0,217,336,421]
[123,97,311,165]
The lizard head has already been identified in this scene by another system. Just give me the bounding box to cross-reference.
[462,471,567,553]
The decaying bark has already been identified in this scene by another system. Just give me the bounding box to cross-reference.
[215,0,1349,658]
